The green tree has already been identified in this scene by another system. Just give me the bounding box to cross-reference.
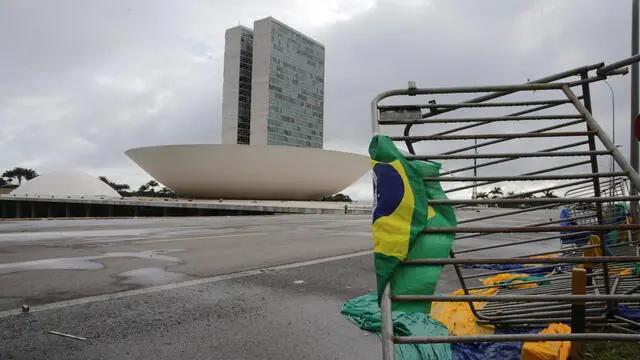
[322,193,353,202]
[475,191,489,199]
[99,176,132,196]
[489,187,503,198]
[158,187,176,198]
[2,167,38,185]
[136,180,162,197]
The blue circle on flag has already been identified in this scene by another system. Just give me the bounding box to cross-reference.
[372,163,404,224]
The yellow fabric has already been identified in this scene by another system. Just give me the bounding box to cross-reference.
[427,205,437,220]
[524,253,561,268]
[619,268,633,276]
[429,288,497,336]
[583,234,601,269]
[370,159,415,260]
[527,253,561,259]
[521,323,572,360]
[480,273,538,289]
[584,234,602,257]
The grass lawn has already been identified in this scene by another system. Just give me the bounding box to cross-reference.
[581,341,640,359]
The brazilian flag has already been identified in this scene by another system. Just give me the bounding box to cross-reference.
[370,135,457,313]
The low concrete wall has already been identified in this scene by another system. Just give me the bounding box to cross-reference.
[0,195,370,219]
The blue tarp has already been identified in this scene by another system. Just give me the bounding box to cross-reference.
[462,264,556,275]
[618,304,640,322]
[451,328,541,360]
[559,207,590,247]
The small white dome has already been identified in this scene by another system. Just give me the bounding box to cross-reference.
[11,170,120,198]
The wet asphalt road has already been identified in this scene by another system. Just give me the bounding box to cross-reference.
[1,255,382,360]
[0,209,559,359]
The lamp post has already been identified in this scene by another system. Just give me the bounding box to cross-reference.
[632,0,639,177]
[631,0,639,232]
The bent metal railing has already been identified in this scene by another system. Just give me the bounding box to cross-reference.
[371,55,640,360]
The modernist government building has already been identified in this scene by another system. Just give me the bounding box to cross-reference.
[4,17,369,207]
[221,17,326,149]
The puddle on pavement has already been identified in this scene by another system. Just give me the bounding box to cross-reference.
[117,267,190,286]
[0,249,184,276]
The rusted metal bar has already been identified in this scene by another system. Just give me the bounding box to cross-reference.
[578,71,612,308]
[392,131,596,142]
[449,173,592,197]
[456,201,584,224]
[441,140,590,176]
[596,54,640,76]
[431,172,625,182]
[563,86,640,199]
[440,119,586,155]
[380,114,582,125]
[514,239,640,259]
[390,294,639,302]
[423,224,640,234]
[409,150,610,160]
[417,62,603,121]
[454,232,588,253]
[429,196,640,205]
[378,98,574,110]
[403,256,640,265]
[571,268,587,358]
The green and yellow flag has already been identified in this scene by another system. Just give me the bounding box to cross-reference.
[370,135,457,313]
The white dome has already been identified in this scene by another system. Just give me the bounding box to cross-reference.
[125,144,370,200]
[11,170,121,198]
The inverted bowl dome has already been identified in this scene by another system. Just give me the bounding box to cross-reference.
[125,144,370,200]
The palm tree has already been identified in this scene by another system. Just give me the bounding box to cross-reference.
[137,183,150,194]
[2,167,38,185]
[475,191,489,199]
[100,176,132,196]
[489,186,503,198]
[146,180,159,193]
[158,187,176,198]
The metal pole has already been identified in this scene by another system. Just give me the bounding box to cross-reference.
[380,283,395,360]
[472,138,478,200]
[631,0,640,231]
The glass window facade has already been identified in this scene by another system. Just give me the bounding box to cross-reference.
[266,21,324,149]
[237,30,253,145]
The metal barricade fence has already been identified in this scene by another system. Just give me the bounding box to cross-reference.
[370,55,640,360]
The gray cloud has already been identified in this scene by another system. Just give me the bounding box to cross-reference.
[0,0,635,200]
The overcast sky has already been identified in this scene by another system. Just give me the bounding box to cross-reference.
[0,0,636,200]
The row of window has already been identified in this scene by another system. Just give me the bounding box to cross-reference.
[268,74,323,100]
[267,136,322,149]
[268,97,323,121]
[267,130,322,143]
[268,118,322,132]
[271,55,323,81]
[268,119,323,137]
[270,27,322,53]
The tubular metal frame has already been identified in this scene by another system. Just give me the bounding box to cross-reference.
[371,56,640,360]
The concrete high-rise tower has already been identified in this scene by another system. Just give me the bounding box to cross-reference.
[221,25,254,145]
[221,17,325,149]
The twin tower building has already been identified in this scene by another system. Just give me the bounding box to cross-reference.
[221,17,326,149]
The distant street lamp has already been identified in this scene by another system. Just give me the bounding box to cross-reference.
[632,0,639,177]
[630,0,639,236]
